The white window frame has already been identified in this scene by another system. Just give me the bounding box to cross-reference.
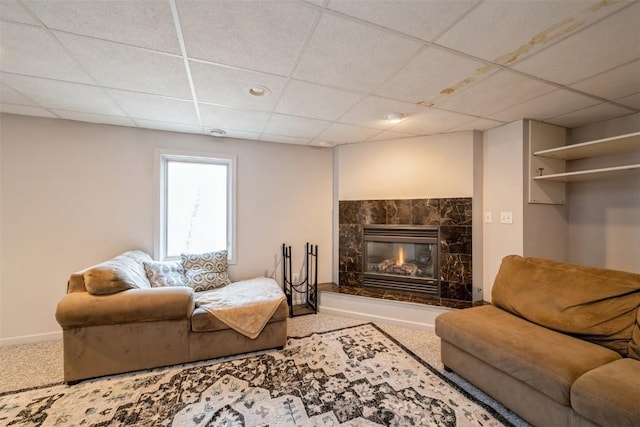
[154,149,237,264]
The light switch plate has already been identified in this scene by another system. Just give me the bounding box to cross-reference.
[500,211,513,224]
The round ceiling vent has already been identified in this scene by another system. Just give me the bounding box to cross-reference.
[206,128,227,137]
[247,85,271,97]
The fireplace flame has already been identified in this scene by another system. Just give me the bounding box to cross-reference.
[396,246,404,266]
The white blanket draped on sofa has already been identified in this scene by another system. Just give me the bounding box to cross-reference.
[195,277,286,339]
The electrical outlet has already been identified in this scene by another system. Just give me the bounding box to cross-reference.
[500,211,513,224]
[484,212,492,223]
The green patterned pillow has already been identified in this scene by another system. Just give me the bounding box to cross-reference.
[181,250,231,291]
[143,260,186,287]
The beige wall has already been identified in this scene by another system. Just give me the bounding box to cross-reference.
[522,120,569,262]
[482,115,640,302]
[566,113,640,273]
[482,120,525,300]
[336,132,475,200]
[0,114,333,344]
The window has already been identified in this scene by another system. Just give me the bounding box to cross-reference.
[156,150,236,262]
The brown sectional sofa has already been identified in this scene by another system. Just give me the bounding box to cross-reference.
[436,255,640,427]
[55,250,288,383]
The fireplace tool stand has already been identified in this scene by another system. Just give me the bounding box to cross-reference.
[282,242,318,317]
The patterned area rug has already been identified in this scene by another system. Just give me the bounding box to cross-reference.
[0,324,514,426]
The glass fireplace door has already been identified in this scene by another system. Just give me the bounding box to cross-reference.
[363,225,439,295]
[365,241,436,279]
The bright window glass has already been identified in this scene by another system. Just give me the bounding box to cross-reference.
[159,152,235,261]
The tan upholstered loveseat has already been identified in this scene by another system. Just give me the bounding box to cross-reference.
[436,255,640,427]
[55,250,288,383]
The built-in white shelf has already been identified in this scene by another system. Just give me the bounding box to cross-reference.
[531,130,640,187]
[533,164,640,182]
[533,131,640,160]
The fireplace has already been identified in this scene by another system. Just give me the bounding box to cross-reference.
[363,225,439,295]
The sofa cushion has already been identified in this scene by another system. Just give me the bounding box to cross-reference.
[629,309,640,360]
[143,260,186,287]
[84,250,153,295]
[191,299,288,333]
[181,250,231,291]
[435,305,621,405]
[492,255,640,356]
[56,287,194,328]
[572,358,640,427]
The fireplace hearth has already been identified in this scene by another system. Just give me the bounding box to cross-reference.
[363,225,439,295]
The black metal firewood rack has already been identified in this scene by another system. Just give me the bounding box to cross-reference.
[282,242,318,317]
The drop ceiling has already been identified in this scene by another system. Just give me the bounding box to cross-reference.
[1,0,639,147]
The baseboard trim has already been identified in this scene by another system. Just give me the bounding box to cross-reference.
[318,290,454,332]
[0,330,62,347]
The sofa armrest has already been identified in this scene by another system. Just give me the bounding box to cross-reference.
[56,287,195,329]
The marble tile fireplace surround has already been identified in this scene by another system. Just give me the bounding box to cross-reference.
[339,198,473,307]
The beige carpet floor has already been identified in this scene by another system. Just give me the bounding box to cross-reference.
[0,313,530,426]
[0,313,442,394]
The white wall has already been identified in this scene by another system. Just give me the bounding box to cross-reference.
[337,132,475,200]
[482,121,525,300]
[0,114,333,344]
[566,113,640,273]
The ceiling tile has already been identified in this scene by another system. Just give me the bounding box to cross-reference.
[374,47,496,104]
[436,0,628,66]
[199,104,270,133]
[365,129,419,142]
[339,96,426,130]
[615,93,640,109]
[1,74,125,115]
[513,2,640,85]
[0,0,39,25]
[1,1,637,144]
[392,108,478,134]
[0,22,92,83]
[134,119,203,135]
[437,70,556,116]
[220,129,261,141]
[23,0,180,54]
[55,32,191,99]
[571,60,640,101]
[448,118,505,133]
[0,103,56,118]
[327,0,476,42]
[190,61,287,111]
[0,82,38,106]
[52,110,136,127]
[546,102,635,128]
[309,140,335,148]
[318,123,380,143]
[293,13,422,92]
[275,79,362,121]
[177,0,317,76]
[260,134,312,145]
[108,89,199,125]
[489,89,601,123]
[264,114,331,139]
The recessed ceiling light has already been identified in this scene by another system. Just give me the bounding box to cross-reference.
[248,85,270,97]
[206,128,226,137]
[385,112,405,123]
